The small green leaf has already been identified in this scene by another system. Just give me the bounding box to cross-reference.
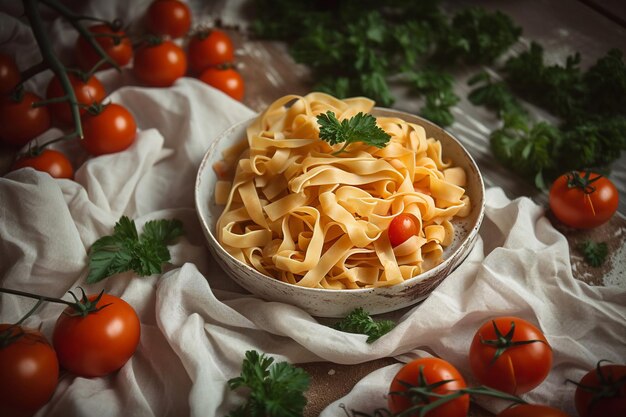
[86,216,185,283]
[578,240,608,267]
[142,219,184,245]
[227,350,310,417]
[317,111,390,154]
[333,307,396,343]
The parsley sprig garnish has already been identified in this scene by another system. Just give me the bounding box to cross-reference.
[333,307,396,343]
[87,216,184,283]
[317,111,390,155]
[578,240,609,267]
[227,350,310,417]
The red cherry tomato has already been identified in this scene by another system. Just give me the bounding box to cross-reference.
[469,316,552,395]
[11,149,74,179]
[0,324,59,417]
[133,40,187,87]
[188,29,235,74]
[198,66,244,101]
[0,92,51,147]
[497,404,570,417]
[75,24,133,71]
[146,0,191,39]
[388,213,419,247]
[46,73,106,125]
[0,53,20,94]
[549,171,618,229]
[574,363,626,417]
[52,293,141,377]
[81,103,137,156]
[388,357,469,417]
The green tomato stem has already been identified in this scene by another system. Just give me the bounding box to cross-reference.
[0,287,75,307]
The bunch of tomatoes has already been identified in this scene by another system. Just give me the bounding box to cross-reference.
[0,290,141,417]
[0,0,243,180]
[385,316,625,417]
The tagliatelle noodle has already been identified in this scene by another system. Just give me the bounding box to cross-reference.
[213,92,470,289]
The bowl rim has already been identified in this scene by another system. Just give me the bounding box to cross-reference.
[195,107,486,294]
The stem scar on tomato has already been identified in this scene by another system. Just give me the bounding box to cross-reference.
[480,320,549,365]
[65,288,112,317]
[567,360,626,414]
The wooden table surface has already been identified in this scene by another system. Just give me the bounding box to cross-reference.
[1,1,624,416]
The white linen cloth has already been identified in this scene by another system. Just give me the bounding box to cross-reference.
[1,3,625,417]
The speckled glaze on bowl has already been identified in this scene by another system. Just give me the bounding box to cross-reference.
[195,108,485,317]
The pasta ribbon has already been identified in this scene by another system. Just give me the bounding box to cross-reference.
[214,93,470,289]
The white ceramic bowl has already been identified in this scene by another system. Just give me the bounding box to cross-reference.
[195,108,485,317]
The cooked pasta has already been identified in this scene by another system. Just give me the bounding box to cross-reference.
[214,92,470,289]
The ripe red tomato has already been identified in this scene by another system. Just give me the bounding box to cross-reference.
[146,0,191,39]
[11,149,74,179]
[388,357,469,417]
[574,363,626,417]
[497,404,570,417]
[46,73,106,125]
[199,66,244,101]
[0,324,59,417]
[52,293,141,377]
[188,29,235,74]
[549,171,618,229]
[0,53,20,94]
[469,316,552,395]
[0,92,51,147]
[81,103,136,156]
[75,24,133,71]
[388,213,419,246]
[133,40,187,87]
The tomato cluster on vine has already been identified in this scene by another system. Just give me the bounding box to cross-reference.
[2,0,244,181]
[0,290,141,417]
[385,316,625,417]
[131,0,244,100]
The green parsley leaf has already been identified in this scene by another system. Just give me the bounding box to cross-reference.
[333,307,396,343]
[434,7,521,65]
[578,240,608,267]
[490,112,562,189]
[86,216,184,283]
[227,350,310,417]
[467,71,527,118]
[419,89,460,127]
[317,111,391,154]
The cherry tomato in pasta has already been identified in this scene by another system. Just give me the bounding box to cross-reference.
[388,214,419,247]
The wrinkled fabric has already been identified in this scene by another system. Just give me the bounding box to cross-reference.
[1,2,625,417]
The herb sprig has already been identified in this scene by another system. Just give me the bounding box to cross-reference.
[227,350,310,417]
[87,216,184,283]
[252,1,521,127]
[317,111,390,155]
[333,307,396,343]
[578,240,609,267]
